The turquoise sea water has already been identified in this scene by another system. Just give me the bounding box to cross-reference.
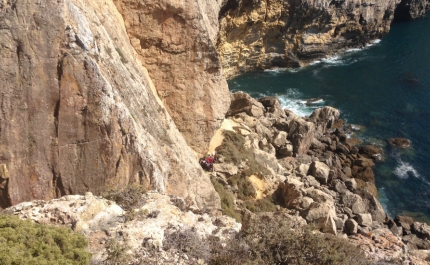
[229,16,430,221]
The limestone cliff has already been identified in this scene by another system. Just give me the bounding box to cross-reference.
[0,0,219,209]
[112,0,231,154]
[217,0,401,77]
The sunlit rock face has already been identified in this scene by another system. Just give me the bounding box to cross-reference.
[217,0,400,78]
[112,0,231,154]
[0,0,219,210]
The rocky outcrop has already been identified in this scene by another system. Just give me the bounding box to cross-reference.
[3,191,240,264]
[112,0,231,153]
[0,0,219,209]
[217,0,401,77]
[208,91,430,263]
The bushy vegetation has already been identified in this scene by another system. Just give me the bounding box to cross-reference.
[211,176,242,222]
[216,130,269,176]
[103,238,132,265]
[228,173,257,200]
[243,197,277,213]
[0,214,91,265]
[209,216,370,265]
[159,215,371,265]
[102,184,146,212]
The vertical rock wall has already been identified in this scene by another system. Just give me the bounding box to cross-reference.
[0,0,220,209]
[217,0,401,78]
[112,0,231,154]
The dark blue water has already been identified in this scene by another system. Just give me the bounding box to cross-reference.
[229,16,430,221]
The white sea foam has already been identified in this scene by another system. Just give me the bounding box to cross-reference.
[306,98,324,104]
[276,88,323,117]
[346,48,362,53]
[394,160,420,179]
[366,39,381,47]
[264,68,288,74]
[322,55,342,65]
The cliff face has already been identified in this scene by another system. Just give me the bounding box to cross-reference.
[217,0,401,78]
[0,0,219,209]
[112,0,231,154]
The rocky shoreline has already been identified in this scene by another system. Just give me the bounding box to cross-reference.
[209,92,430,263]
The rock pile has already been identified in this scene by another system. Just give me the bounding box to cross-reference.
[210,91,430,264]
[2,191,240,264]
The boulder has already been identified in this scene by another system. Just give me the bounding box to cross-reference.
[355,189,387,223]
[278,144,294,157]
[341,191,366,215]
[342,167,352,178]
[345,218,359,235]
[272,131,288,148]
[308,161,330,184]
[213,163,238,176]
[287,118,316,156]
[412,222,430,240]
[359,145,383,160]
[258,96,285,118]
[333,180,348,194]
[387,219,403,237]
[409,250,430,261]
[304,175,320,187]
[403,234,430,250]
[276,179,304,209]
[344,178,357,191]
[335,214,348,231]
[296,164,311,177]
[309,106,340,134]
[303,202,337,235]
[387,137,411,148]
[310,138,326,151]
[226,92,265,118]
[353,158,375,168]
[394,215,414,233]
[357,213,372,227]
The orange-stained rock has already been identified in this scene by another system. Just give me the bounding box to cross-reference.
[112,0,231,154]
[0,0,220,210]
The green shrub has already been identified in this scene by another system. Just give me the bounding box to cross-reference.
[216,130,269,177]
[210,176,242,222]
[243,197,277,213]
[228,174,256,200]
[0,214,91,265]
[210,216,370,265]
[102,184,146,212]
[104,238,132,265]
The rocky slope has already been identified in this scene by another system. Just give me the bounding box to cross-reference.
[0,0,219,210]
[216,0,401,77]
[2,191,240,264]
[208,92,430,263]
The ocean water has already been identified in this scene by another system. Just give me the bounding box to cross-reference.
[229,16,430,221]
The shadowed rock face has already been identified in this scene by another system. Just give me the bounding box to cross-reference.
[0,0,220,210]
[394,0,430,21]
[217,0,401,78]
[112,0,231,154]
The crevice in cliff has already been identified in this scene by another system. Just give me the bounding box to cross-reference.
[52,170,66,198]
[0,180,12,209]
